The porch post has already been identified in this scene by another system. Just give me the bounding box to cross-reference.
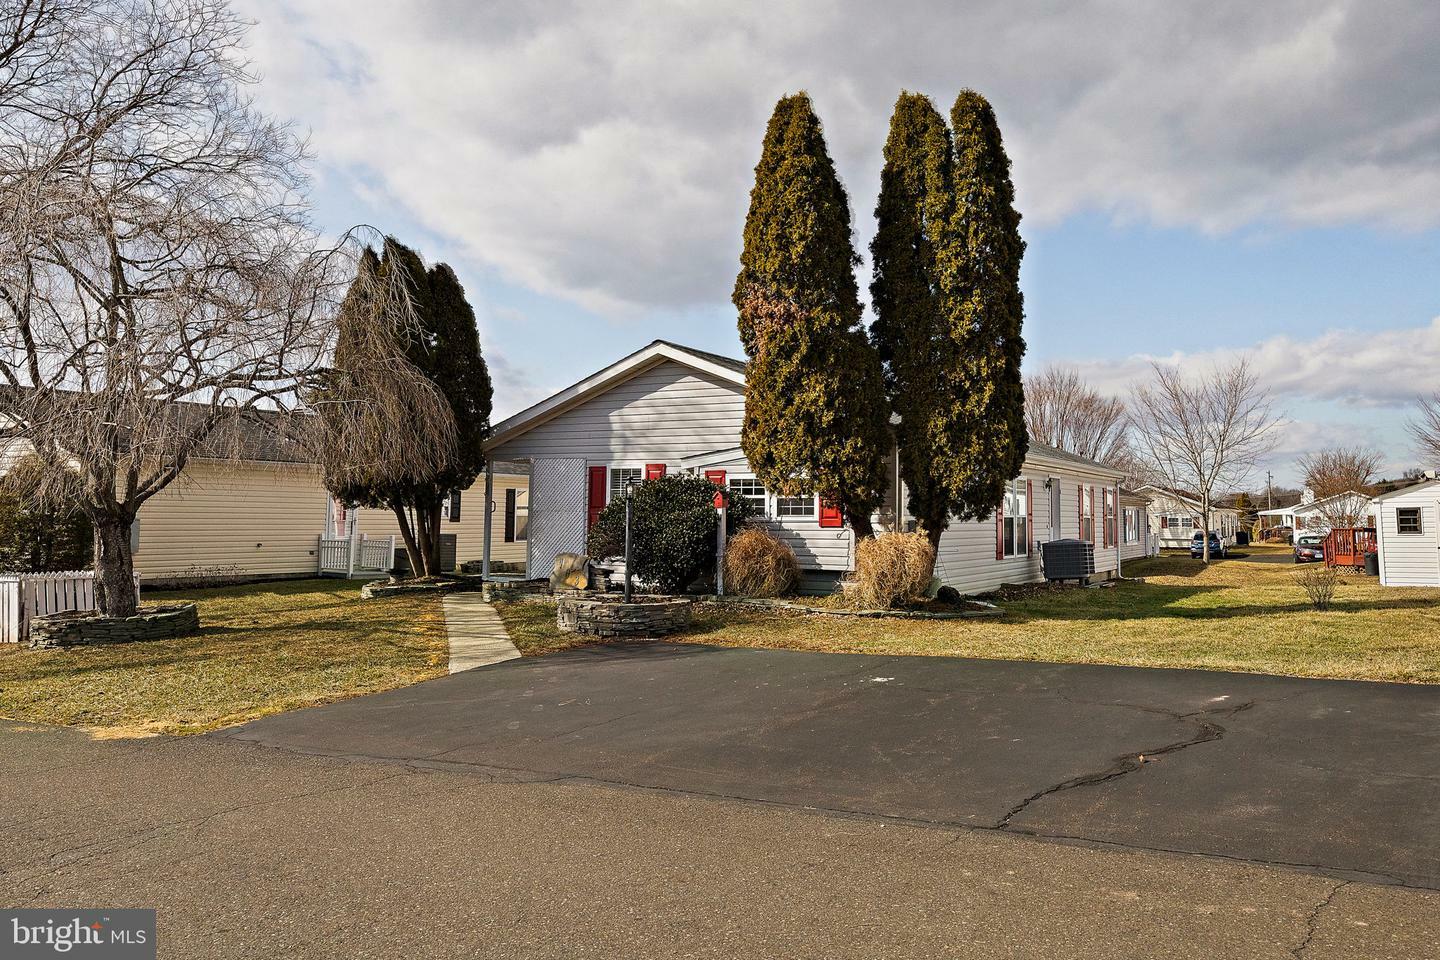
[481,459,494,582]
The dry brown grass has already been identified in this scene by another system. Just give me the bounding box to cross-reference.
[0,579,447,735]
[852,533,936,608]
[724,527,800,597]
[679,555,1440,683]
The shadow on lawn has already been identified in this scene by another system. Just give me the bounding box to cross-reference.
[1002,583,1439,624]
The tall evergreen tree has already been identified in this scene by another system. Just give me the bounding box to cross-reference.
[733,93,890,535]
[327,238,493,576]
[942,89,1028,523]
[869,92,957,548]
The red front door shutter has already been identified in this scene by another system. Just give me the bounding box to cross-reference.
[704,469,727,508]
[818,499,844,528]
[587,465,606,528]
[645,463,666,481]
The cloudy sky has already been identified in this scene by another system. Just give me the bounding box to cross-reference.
[239,0,1440,486]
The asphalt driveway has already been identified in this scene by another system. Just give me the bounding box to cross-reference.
[222,643,1440,890]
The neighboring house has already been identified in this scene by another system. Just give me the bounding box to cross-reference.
[3,418,528,586]
[482,340,1127,595]
[1138,486,1242,549]
[1118,488,1157,563]
[1371,473,1440,587]
[1255,489,1374,542]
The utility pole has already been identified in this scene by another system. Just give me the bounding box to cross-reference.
[1266,471,1273,510]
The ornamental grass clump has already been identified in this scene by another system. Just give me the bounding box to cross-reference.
[853,533,936,609]
[1294,564,1340,611]
[724,527,800,598]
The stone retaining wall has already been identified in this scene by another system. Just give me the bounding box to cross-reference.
[29,604,200,649]
[360,578,483,599]
[556,596,692,638]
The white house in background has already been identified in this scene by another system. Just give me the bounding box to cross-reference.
[1255,488,1375,542]
[1371,473,1440,587]
[481,340,1127,595]
[1138,486,1242,549]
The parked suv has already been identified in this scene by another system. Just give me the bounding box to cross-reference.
[1293,534,1326,564]
[1190,531,1227,559]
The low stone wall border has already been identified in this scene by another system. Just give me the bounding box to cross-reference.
[556,596,692,638]
[697,596,1005,621]
[28,603,201,649]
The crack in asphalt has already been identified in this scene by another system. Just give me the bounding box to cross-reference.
[994,700,1257,830]
[1291,879,1350,957]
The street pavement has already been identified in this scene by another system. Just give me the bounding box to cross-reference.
[3,645,1438,958]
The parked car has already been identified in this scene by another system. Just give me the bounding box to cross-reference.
[1294,534,1326,564]
[1190,531,1227,559]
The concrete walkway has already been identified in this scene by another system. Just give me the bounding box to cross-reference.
[442,592,521,673]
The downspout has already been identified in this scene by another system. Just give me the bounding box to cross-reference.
[481,459,494,588]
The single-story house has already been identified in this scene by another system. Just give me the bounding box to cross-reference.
[1371,473,1440,587]
[2,421,528,586]
[480,340,1127,595]
[1137,486,1242,549]
[1255,489,1374,543]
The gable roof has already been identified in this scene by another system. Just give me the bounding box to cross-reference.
[1025,441,1125,477]
[1133,485,1241,513]
[485,340,748,452]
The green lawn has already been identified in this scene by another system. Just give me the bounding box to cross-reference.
[495,556,1440,683]
[0,579,448,736]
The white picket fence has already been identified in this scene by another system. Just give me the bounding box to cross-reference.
[0,571,142,644]
[317,534,396,577]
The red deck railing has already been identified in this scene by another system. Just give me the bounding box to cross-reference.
[1323,527,1376,569]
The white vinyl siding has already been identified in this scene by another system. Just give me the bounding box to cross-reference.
[1375,485,1440,586]
[933,466,1122,595]
[488,360,745,463]
[350,473,530,568]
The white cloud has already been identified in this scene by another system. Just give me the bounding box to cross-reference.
[1068,316,1440,409]
[240,0,1440,315]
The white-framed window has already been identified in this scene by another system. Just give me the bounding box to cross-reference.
[1081,487,1094,542]
[775,494,816,518]
[1002,477,1028,557]
[1397,507,1423,534]
[729,476,768,515]
[609,467,642,502]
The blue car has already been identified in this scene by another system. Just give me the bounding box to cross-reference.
[1190,531,1227,559]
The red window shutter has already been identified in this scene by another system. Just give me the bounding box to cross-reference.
[587,465,606,528]
[1025,479,1033,555]
[1077,485,1083,537]
[1161,515,1169,529]
[645,463,666,481]
[819,499,844,528]
[996,495,1004,560]
[704,469,727,508]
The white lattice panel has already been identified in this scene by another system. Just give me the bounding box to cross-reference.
[527,458,588,579]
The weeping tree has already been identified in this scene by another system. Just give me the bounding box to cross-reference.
[941,90,1029,524]
[733,92,890,536]
[869,92,956,548]
[318,238,491,578]
[0,0,446,616]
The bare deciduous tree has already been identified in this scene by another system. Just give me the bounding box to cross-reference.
[1296,446,1380,529]
[1409,393,1440,468]
[0,0,450,615]
[1024,365,1133,470]
[1129,359,1280,562]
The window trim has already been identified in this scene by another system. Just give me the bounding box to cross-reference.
[727,475,770,517]
[607,465,643,504]
[1002,477,1028,557]
[774,492,818,519]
